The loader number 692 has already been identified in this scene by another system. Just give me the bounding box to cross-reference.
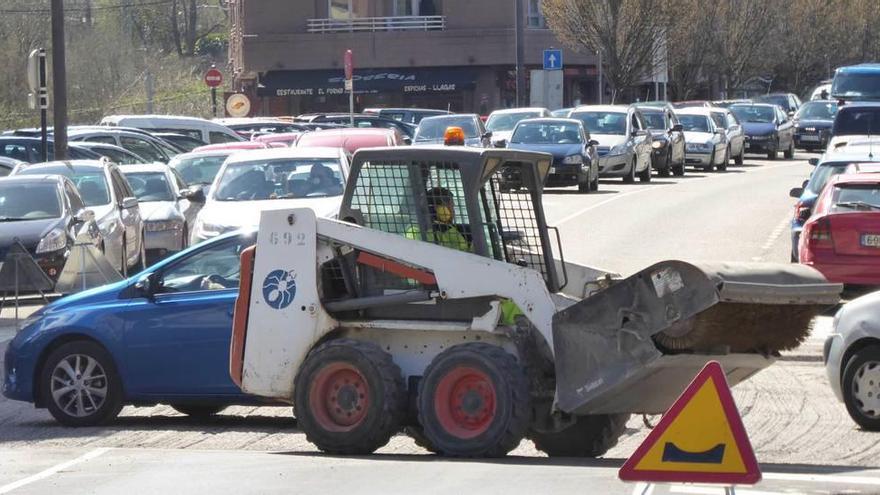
[269,231,307,246]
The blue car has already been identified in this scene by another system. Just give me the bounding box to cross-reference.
[788,151,880,261]
[730,103,796,160]
[2,230,270,426]
[505,118,599,192]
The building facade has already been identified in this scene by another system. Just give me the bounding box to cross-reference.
[228,0,601,115]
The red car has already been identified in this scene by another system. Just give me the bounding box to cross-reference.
[253,132,302,146]
[296,128,404,154]
[191,142,272,153]
[799,172,880,285]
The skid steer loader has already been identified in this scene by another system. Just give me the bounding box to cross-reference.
[230,147,840,458]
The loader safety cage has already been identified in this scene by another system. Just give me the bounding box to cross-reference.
[337,147,563,294]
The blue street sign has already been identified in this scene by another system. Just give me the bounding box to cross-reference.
[543,49,562,70]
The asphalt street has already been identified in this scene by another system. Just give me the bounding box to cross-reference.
[2,153,879,494]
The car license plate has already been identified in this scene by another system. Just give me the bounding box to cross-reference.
[800,135,819,142]
[861,234,880,247]
[549,167,556,174]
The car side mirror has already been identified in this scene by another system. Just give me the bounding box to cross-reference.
[74,209,95,224]
[494,139,508,148]
[181,186,206,203]
[788,111,795,118]
[789,187,804,198]
[482,131,493,139]
[808,158,819,166]
[588,139,599,146]
[630,130,639,137]
[135,272,160,298]
[671,124,683,133]
[403,136,412,145]
[121,197,139,209]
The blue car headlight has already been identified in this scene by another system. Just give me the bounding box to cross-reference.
[562,155,584,165]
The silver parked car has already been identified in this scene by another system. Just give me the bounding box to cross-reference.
[569,105,653,183]
[13,160,146,275]
[121,163,205,263]
[825,291,880,430]
[708,107,745,166]
[67,128,178,163]
[677,108,729,171]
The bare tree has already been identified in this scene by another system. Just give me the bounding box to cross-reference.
[542,0,669,102]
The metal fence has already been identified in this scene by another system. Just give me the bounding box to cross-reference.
[306,16,446,33]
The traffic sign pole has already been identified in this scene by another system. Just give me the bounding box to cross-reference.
[344,50,354,126]
[204,65,223,117]
[37,49,48,162]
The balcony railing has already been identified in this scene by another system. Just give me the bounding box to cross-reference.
[306,16,446,33]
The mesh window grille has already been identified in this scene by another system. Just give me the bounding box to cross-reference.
[487,166,549,280]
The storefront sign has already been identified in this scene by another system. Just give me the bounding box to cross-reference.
[259,68,478,97]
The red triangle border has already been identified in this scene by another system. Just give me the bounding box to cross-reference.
[618,361,762,485]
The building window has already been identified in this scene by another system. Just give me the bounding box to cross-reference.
[394,0,416,16]
[527,0,546,29]
[330,0,368,20]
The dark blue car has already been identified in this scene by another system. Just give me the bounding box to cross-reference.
[2,230,270,426]
[793,100,838,151]
[788,151,880,261]
[505,118,599,193]
[730,103,796,160]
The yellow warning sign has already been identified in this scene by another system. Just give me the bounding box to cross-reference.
[619,361,761,484]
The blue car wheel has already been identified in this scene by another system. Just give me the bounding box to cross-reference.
[39,341,123,426]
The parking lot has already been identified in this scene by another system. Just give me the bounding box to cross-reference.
[2,153,879,494]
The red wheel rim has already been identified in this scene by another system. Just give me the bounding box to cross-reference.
[308,362,370,432]
[433,366,496,439]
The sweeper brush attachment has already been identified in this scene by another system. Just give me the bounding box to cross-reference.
[552,260,841,415]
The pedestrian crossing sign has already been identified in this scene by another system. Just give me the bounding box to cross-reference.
[618,361,761,485]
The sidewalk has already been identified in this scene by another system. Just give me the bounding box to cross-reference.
[0,303,43,343]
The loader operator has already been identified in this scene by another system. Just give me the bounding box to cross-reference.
[405,187,470,252]
[406,186,523,325]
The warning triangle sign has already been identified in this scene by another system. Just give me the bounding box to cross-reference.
[619,361,761,485]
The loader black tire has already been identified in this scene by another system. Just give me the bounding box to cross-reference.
[530,413,630,457]
[294,339,406,455]
[417,343,530,457]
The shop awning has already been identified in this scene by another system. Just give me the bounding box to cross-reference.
[258,67,478,97]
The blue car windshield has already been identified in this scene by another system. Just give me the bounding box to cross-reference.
[797,101,838,120]
[833,72,880,100]
[569,111,626,135]
[510,122,583,144]
[731,106,775,124]
[807,162,853,194]
[834,108,880,136]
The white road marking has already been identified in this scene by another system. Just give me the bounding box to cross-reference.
[762,471,880,486]
[668,486,781,495]
[752,215,792,262]
[550,162,805,227]
[0,448,110,494]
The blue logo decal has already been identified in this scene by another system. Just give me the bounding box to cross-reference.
[262,269,297,310]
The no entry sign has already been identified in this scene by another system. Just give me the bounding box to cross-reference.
[205,68,223,88]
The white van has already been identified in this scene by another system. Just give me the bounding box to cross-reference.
[100,115,244,145]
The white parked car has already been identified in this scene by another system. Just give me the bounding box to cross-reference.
[485,107,552,146]
[569,105,653,182]
[121,163,205,262]
[677,108,729,171]
[191,147,350,244]
[100,115,244,145]
[825,291,880,430]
